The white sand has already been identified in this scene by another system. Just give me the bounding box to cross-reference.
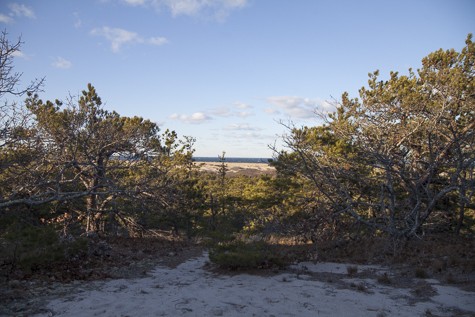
[197,162,275,174]
[33,253,475,317]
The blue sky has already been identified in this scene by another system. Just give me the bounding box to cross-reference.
[2,0,474,157]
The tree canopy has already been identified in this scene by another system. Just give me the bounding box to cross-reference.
[276,34,474,239]
[1,32,474,280]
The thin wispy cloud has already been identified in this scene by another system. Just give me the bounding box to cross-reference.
[123,0,146,5]
[0,13,13,24]
[234,102,252,109]
[223,131,275,144]
[148,36,168,46]
[8,3,36,19]
[264,107,279,115]
[209,102,254,118]
[90,26,168,53]
[52,57,72,69]
[12,50,27,59]
[121,0,248,21]
[167,0,247,19]
[237,111,252,118]
[224,123,261,131]
[210,106,232,117]
[1,3,35,23]
[73,12,82,28]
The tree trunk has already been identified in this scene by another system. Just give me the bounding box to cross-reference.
[456,181,466,235]
[85,194,97,232]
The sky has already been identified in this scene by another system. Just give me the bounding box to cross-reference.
[1,0,474,158]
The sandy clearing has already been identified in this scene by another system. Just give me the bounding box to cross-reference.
[32,252,475,317]
[196,162,275,175]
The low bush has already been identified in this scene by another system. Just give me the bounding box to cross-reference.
[415,268,428,279]
[0,222,88,279]
[209,240,291,270]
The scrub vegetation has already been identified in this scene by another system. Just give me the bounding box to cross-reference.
[1,31,474,279]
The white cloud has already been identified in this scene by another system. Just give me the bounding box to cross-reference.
[266,96,321,119]
[8,3,35,19]
[91,27,139,53]
[121,0,248,20]
[169,112,212,124]
[266,96,336,119]
[91,26,168,53]
[52,57,72,69]
[0,13,13,23]
[164,0,247,20]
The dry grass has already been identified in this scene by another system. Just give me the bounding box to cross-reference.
[377,272,392,285]
[266,234,310,246]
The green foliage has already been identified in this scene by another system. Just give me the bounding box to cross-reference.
[2,83,198,236]
[209,240,291,270]
[276,34,475,240]
[0,221,87,277]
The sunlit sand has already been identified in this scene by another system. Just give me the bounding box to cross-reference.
[197,162,275,176]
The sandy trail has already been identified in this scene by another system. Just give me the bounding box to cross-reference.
[31,252,475,317]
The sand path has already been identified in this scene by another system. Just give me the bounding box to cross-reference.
[32,252,475,317]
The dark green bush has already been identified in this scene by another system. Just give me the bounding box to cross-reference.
[209,240,290,270]
[1,222,88,278]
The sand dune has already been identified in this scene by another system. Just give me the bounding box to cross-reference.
[197,162,275,176]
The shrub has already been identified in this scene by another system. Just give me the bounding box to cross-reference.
[209,240,291,270]
[1,224,60,273]
[0,222,88,279]
[415,268,428,279]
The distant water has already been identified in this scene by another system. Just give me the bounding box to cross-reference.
[193,157,272,163]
